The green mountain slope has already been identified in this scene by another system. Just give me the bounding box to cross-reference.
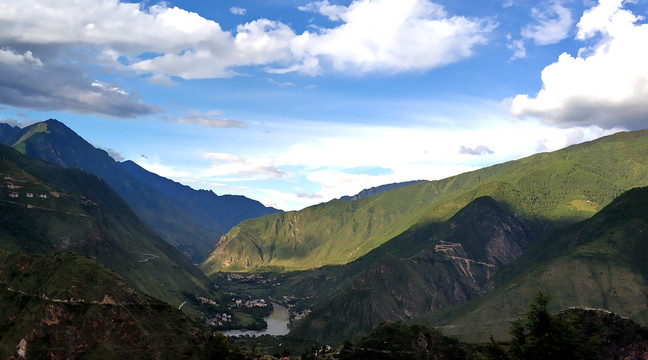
[331,308,648,360]
[421,186,648,342]
[202,130,648,273]
[338,180,426,201]
[0,119,279,263]
[285,196,534,343]
[0,144,213,309]
[0,250,237,360]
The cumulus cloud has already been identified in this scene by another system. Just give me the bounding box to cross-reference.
[203,153,286,180]
[521,1,573,45]
[0,0,495,90]
[0,50,157,118]
[506,34,527,60]
[298,1,347,21]
[510,0,648,129]
[0,48,43,66]
[293,0,495,74]
[230,7,246,15]
[171,110,246,128]
[459,145,494,155]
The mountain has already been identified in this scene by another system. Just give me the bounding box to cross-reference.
[285,196,534,343]
[0,250,238,360]
[0,144,213,310]
[120,159,279,239]
[421,186,648,342]
[202,130,648,273]
[0,119,280,262]
[338,180,427,201]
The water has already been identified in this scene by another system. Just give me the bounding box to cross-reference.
[222,303,290,337]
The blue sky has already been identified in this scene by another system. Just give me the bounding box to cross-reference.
[1,0,647,210]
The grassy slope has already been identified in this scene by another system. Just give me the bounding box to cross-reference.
[420,186,648,343]
[202,130,648,273]
[284,196,534,343]
[0,144,213,309]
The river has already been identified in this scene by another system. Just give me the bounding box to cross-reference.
[222,303,290,337]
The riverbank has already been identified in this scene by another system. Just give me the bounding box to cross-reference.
[223,303,290,337]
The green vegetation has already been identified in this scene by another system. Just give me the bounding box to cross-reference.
[202,130,648,273]
[0,144,215,313]
[308,294,648,360]
[506,292,592,360]
[421,186,648,342]
[0,250,243,360]
[0,119,279,263]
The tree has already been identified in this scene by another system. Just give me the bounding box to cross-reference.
[508,291,582,360]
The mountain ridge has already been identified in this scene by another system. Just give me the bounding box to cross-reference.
[0,144,213,310]
[0,119,280,262]
[202,129,648,273]
[420,185,648,342]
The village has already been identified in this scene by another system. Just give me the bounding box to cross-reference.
[1,173,97,215]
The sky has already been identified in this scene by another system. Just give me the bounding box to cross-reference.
[1,0,647,210]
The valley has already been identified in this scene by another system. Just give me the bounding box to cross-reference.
[2,120,648,359]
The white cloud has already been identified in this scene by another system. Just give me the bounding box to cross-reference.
[510,0,648,129]
[267,78,296,87]
[170,110,246,128]
[0,0,495,86]
[146,73,178,87]
[459,145,494,155]
[506,34,527,60]
[298,1,347,21]
[0,48,42,66]
[230,7,246,16]
[293,0,495,74]
[521,1,574,45]
[202,153,286,180]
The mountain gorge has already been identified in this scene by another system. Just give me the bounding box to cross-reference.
[204,130,648,345]
[285,196,535,343]
[203,130,648,273]
[3,119,648,357]
[0,120,280,263]
[422,185,648,342]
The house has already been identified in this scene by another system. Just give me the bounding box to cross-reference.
[9,192,18,198]
[26,193,33,198]
[39,194,47,199]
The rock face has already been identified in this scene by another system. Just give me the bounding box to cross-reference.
[289,196,535,343]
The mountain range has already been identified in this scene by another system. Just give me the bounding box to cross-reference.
[3,119,648,357]
[0,143,212,309]
[205,129,648,344]
[0,119,280,263]
[202,130,648,273]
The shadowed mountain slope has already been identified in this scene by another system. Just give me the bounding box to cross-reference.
[421,186,648,342]
[0,250,237,360]
[202,130,648,273]
[285,196,535,343]
[0,144,213,309]
[0,119,279,262]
